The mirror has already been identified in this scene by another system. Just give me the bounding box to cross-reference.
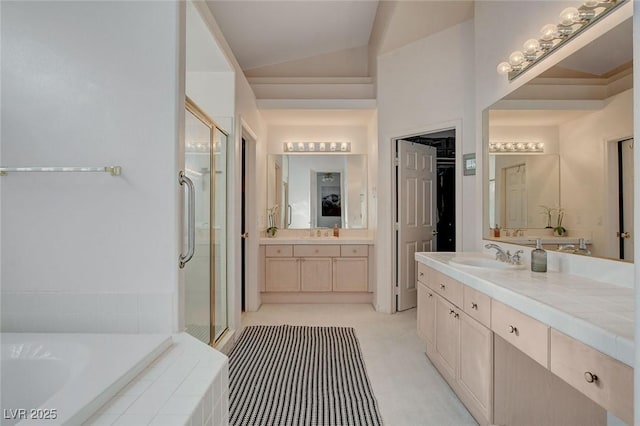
[489,154,560,230]
[267,154,367,229]
[484,17,634,262]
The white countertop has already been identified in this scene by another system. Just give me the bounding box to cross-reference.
[491,236,591,245]
[415,252,634,367]
[260,237,374,245]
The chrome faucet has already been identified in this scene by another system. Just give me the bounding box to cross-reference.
[485,243,524,265]
[485,243,509,262]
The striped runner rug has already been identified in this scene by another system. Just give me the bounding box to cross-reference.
[229,325,383,426]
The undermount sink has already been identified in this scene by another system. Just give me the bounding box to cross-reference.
[448,256,525,271]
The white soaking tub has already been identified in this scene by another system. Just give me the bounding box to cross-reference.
[0,333,171,425]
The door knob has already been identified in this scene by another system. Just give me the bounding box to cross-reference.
[617,231,631,239]
[584,372,598,383]
[432,230,439,236]
[241,232,249,239]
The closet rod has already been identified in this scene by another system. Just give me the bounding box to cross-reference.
[0,166,122,176]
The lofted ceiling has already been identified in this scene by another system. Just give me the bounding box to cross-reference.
[205,0,474,75]
[205,1,379,71]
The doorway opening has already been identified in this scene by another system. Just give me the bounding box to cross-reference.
[394,128,457,311]
[616,137,634,261]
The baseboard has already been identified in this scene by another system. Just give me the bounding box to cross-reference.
[261,292,374,304]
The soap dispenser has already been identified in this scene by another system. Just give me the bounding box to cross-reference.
[333,223,340,237]
[531,239,547,272]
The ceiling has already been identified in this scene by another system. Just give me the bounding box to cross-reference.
[489,110,594,127]
[260,109,376,126]
[206,1,379,71]
[541,17,633,78]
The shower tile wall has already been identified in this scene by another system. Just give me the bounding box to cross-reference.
[0,292,175,333]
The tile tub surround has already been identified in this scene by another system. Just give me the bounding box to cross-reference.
[416,252,634,367]
[84,333,229,426]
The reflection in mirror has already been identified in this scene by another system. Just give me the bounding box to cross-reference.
[489,154,559,230]
[268,154,367,229]
[484,17,634,262]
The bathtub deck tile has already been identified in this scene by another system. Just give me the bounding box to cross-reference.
[149,414,190,426]
[83,412,120,425]
[97,394,138,414]
[159,396,202,415]
[111,413,155,425]
[117,378,154,396]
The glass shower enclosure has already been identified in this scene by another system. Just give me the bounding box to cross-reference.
[182,99,228,345]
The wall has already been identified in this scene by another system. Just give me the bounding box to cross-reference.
[1,1,181,332]
[376,20,475,312]
[559,89,634,258]
[634,3,640,421]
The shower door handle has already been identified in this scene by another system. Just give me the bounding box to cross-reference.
[287,205,292,226]
[179,171,195,268]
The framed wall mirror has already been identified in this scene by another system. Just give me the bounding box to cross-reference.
[267,154,367,229]
[483,17,634,262]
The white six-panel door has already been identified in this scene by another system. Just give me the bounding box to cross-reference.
[397,141,436,311]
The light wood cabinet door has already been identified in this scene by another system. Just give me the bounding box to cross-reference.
[265,258,300,292]
[333,257,368,292]
[417,282,436,344]
[433,294,459,383]
[458,311,493,423]
[300,258,332,292]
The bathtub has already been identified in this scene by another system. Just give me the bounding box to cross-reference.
[0,333,171,425]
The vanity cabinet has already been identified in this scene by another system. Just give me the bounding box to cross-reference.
[263,243,371,302]
[416,259,631,426]
[550,329,633,424]
[417,265,493,425]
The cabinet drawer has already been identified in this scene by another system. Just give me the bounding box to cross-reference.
[265,245,293,257]
[550,330,633,425]
[491,300,549,368]
[294,245,340,257]
[417,263,431,285]
[340,245,368,257]
[427,270,463,307]
[463,286,491,328]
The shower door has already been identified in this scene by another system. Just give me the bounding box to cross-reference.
[183,99,228,345]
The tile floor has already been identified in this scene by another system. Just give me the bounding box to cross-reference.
[241,304,477,426]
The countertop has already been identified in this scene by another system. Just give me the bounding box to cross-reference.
[415,252,634,367]
[259,237,374,245]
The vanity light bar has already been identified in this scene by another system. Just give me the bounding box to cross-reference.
[283,142,351,153]
[496,0,627,80]
[489,142,545,153]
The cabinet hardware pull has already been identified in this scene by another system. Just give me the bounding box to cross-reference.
[449,309,454,315]
[353,249,357,253]
[454,312,459,318]
[277,250,281,253]
[471,302,478,310]
[440,284,446,290]
[419,272,424,277]
[584,372,598,383]
[428,293,433,297]
[508,325,517,334]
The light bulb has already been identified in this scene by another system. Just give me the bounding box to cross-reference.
[509,51,524,66]
[540,23,558,41]
[340,143,348,152]
[308,143,315,151]
[523,39,540,54]
[286,142,294,151]
[583,0,599,7]
[579,7,596,20]
[536,142,545,150]
[297,142,305,151]
[497,62,512,75]
[559,7,579,25]
[505,143,514,150]
[330,143,337,152]
[319,143,326,151]
[516,143,525,150]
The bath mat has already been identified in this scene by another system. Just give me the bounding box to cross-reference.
[228,325,383,426]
